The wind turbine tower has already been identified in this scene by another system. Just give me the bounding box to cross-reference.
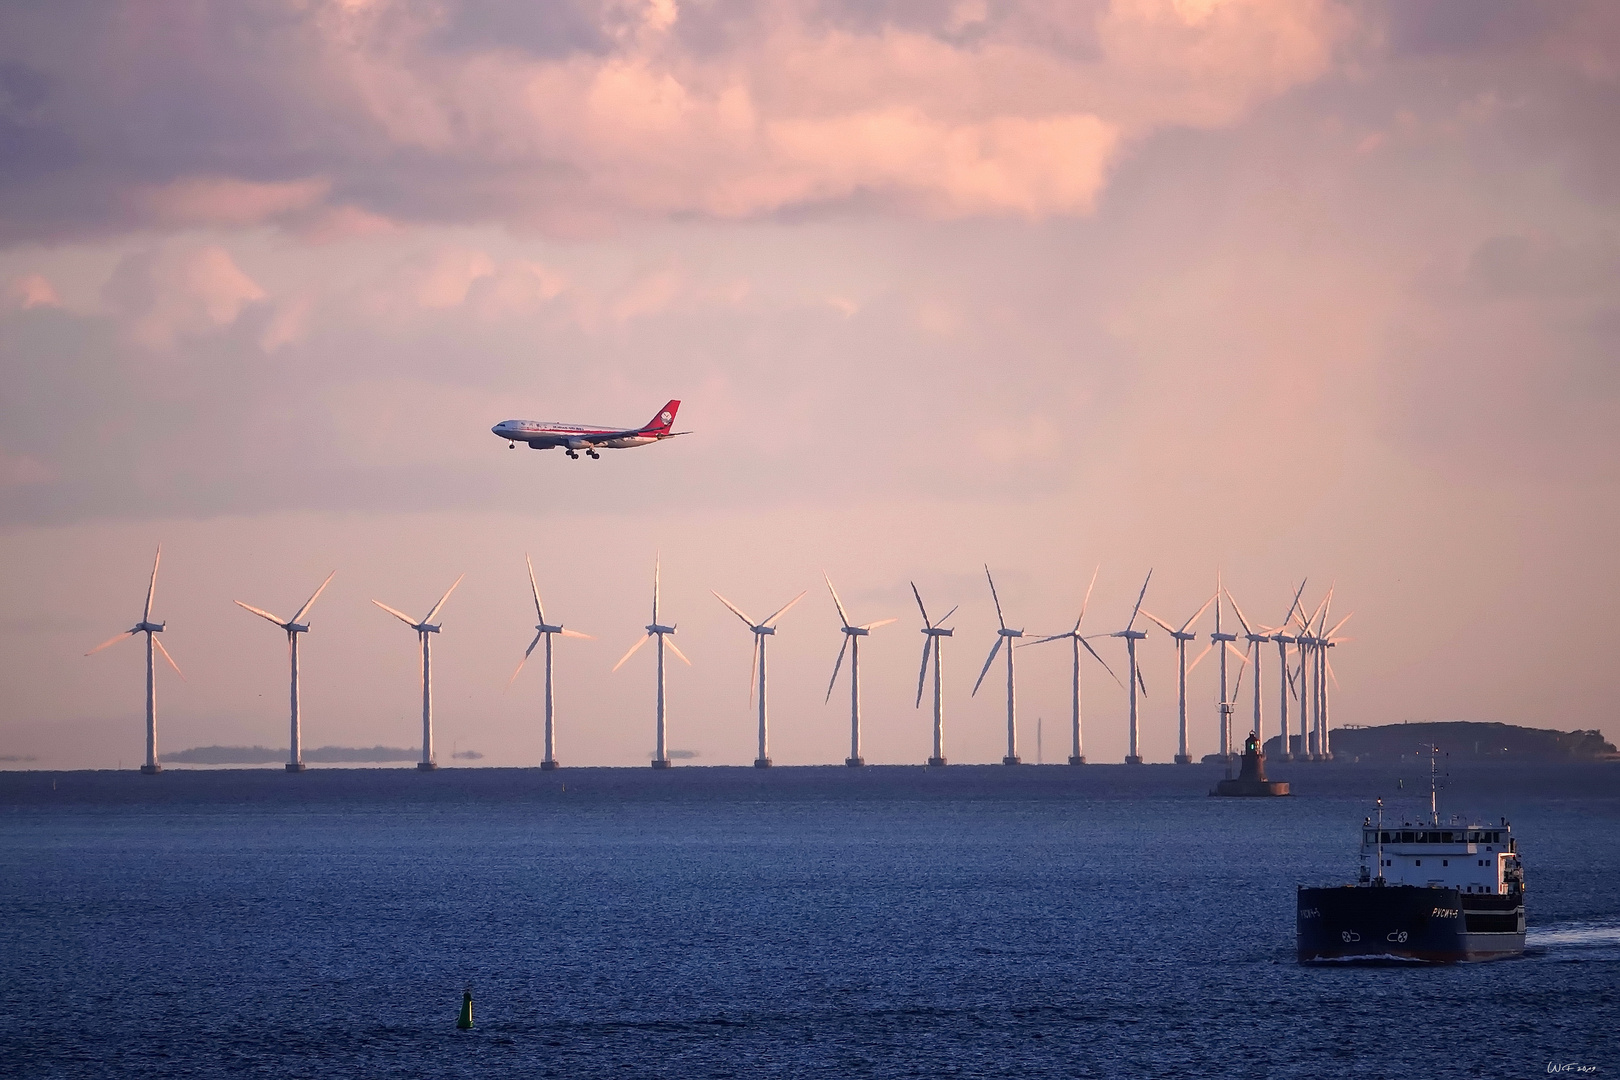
[614,559,690,768]
[1028,565,1119,765]
[1141,593,1217,764]
[713,587,806,768]
[1210,576,1240,762]
[86,546,185,775]
[235,570,336,772]
[824,575,895,767]
[911,583,956,767]
[973,567,1026,766]
[374,574,464,771]
[1110,571,1153,765]
[510,555,592,770]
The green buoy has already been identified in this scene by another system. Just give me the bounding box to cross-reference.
[457,989,474,1030]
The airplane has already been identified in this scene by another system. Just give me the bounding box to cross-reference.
[491,400,687,459]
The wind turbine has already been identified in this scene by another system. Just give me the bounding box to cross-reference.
[1027,565,1120,765]
[972,566,1029,765]
[713,587,806,768]
[1290,588,1331,760]
[86,545,185,775]
[824,574,895,767]
[613,558,690,768]
[509,555,592,771]
[235,570,336,773]
[911,583,956,767]
[1318,611,1353,757]
[1110,571,1153,764]
[1210,575,1241,762]
[374,574,464,771]
[1226,585,1280,760]
[1140,592,1217,765]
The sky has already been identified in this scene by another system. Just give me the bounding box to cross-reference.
[2,0,1617,769]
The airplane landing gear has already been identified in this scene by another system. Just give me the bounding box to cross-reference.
[586,449,600,459]
[565,449,579,459]
[508,442,516,449]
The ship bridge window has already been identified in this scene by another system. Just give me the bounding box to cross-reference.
[1442,832,1454,843]
[1401,831,1414,842]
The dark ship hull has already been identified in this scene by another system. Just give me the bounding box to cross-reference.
[1297,884,1524,964]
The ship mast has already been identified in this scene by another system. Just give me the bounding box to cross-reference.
[1429,743,1439,826]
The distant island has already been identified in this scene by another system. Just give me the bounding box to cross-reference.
[1263,722,1616,762]
[162,745,428,764]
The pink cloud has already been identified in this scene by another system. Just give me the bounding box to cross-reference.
[309,0,1347,225]
[136,177,331,227]
[103,244,268,349]
[3,273,61,310]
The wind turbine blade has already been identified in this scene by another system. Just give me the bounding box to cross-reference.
[938,605,958,626]
[290,570,337,626]
[910,582,931,628]
[984,566,1007,629]
[143,546,161,623]
[559,629,594,640]
[525,554,545,623]
[1286,579,1310,630]
[372,600,419,627]
[1136,663,1147,698]
[1327,656,1340,689]
[652,557,660,625]
[972,636,1003,696]
[1127,570,1152,631]
[825,635,850,703]
[423,573,464,625]
[508,630,544,688]
[824,573,851,628]
[1187,641,1215,673]
[153,636,186,681]
[761,591,807,628]
[1328,612,1354,637]
[612,633,652,672]
[860,618,897,632]
[1078,564,1100,625]
[1226,642,1250,666]
[665,637,692,667]
[1232,655,1246,700]
[1225,587,1253,636]
[1080,637,1122,687]
[915,637,932,708]
[1139,610,1176,635]
[712,590,756,629]
[1029,633,1069,646]
[1179,592,1217,635]
[86,629,136,656]
[234,600,287,627]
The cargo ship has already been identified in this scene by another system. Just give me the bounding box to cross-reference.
[1296,754,1525,963]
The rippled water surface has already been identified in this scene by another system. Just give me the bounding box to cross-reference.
[3,763,1616,1078]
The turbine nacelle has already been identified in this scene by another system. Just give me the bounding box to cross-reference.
[646,623,676,636]
[997,627,1024,639]
[922,626,954,638]
[1112,629,1148,641]
[133,620,165,634]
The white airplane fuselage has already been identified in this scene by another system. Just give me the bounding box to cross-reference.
[492,400,683,457]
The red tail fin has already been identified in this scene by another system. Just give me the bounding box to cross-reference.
[642,400,680,434]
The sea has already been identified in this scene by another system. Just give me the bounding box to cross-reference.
[2,762,1615,1079]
